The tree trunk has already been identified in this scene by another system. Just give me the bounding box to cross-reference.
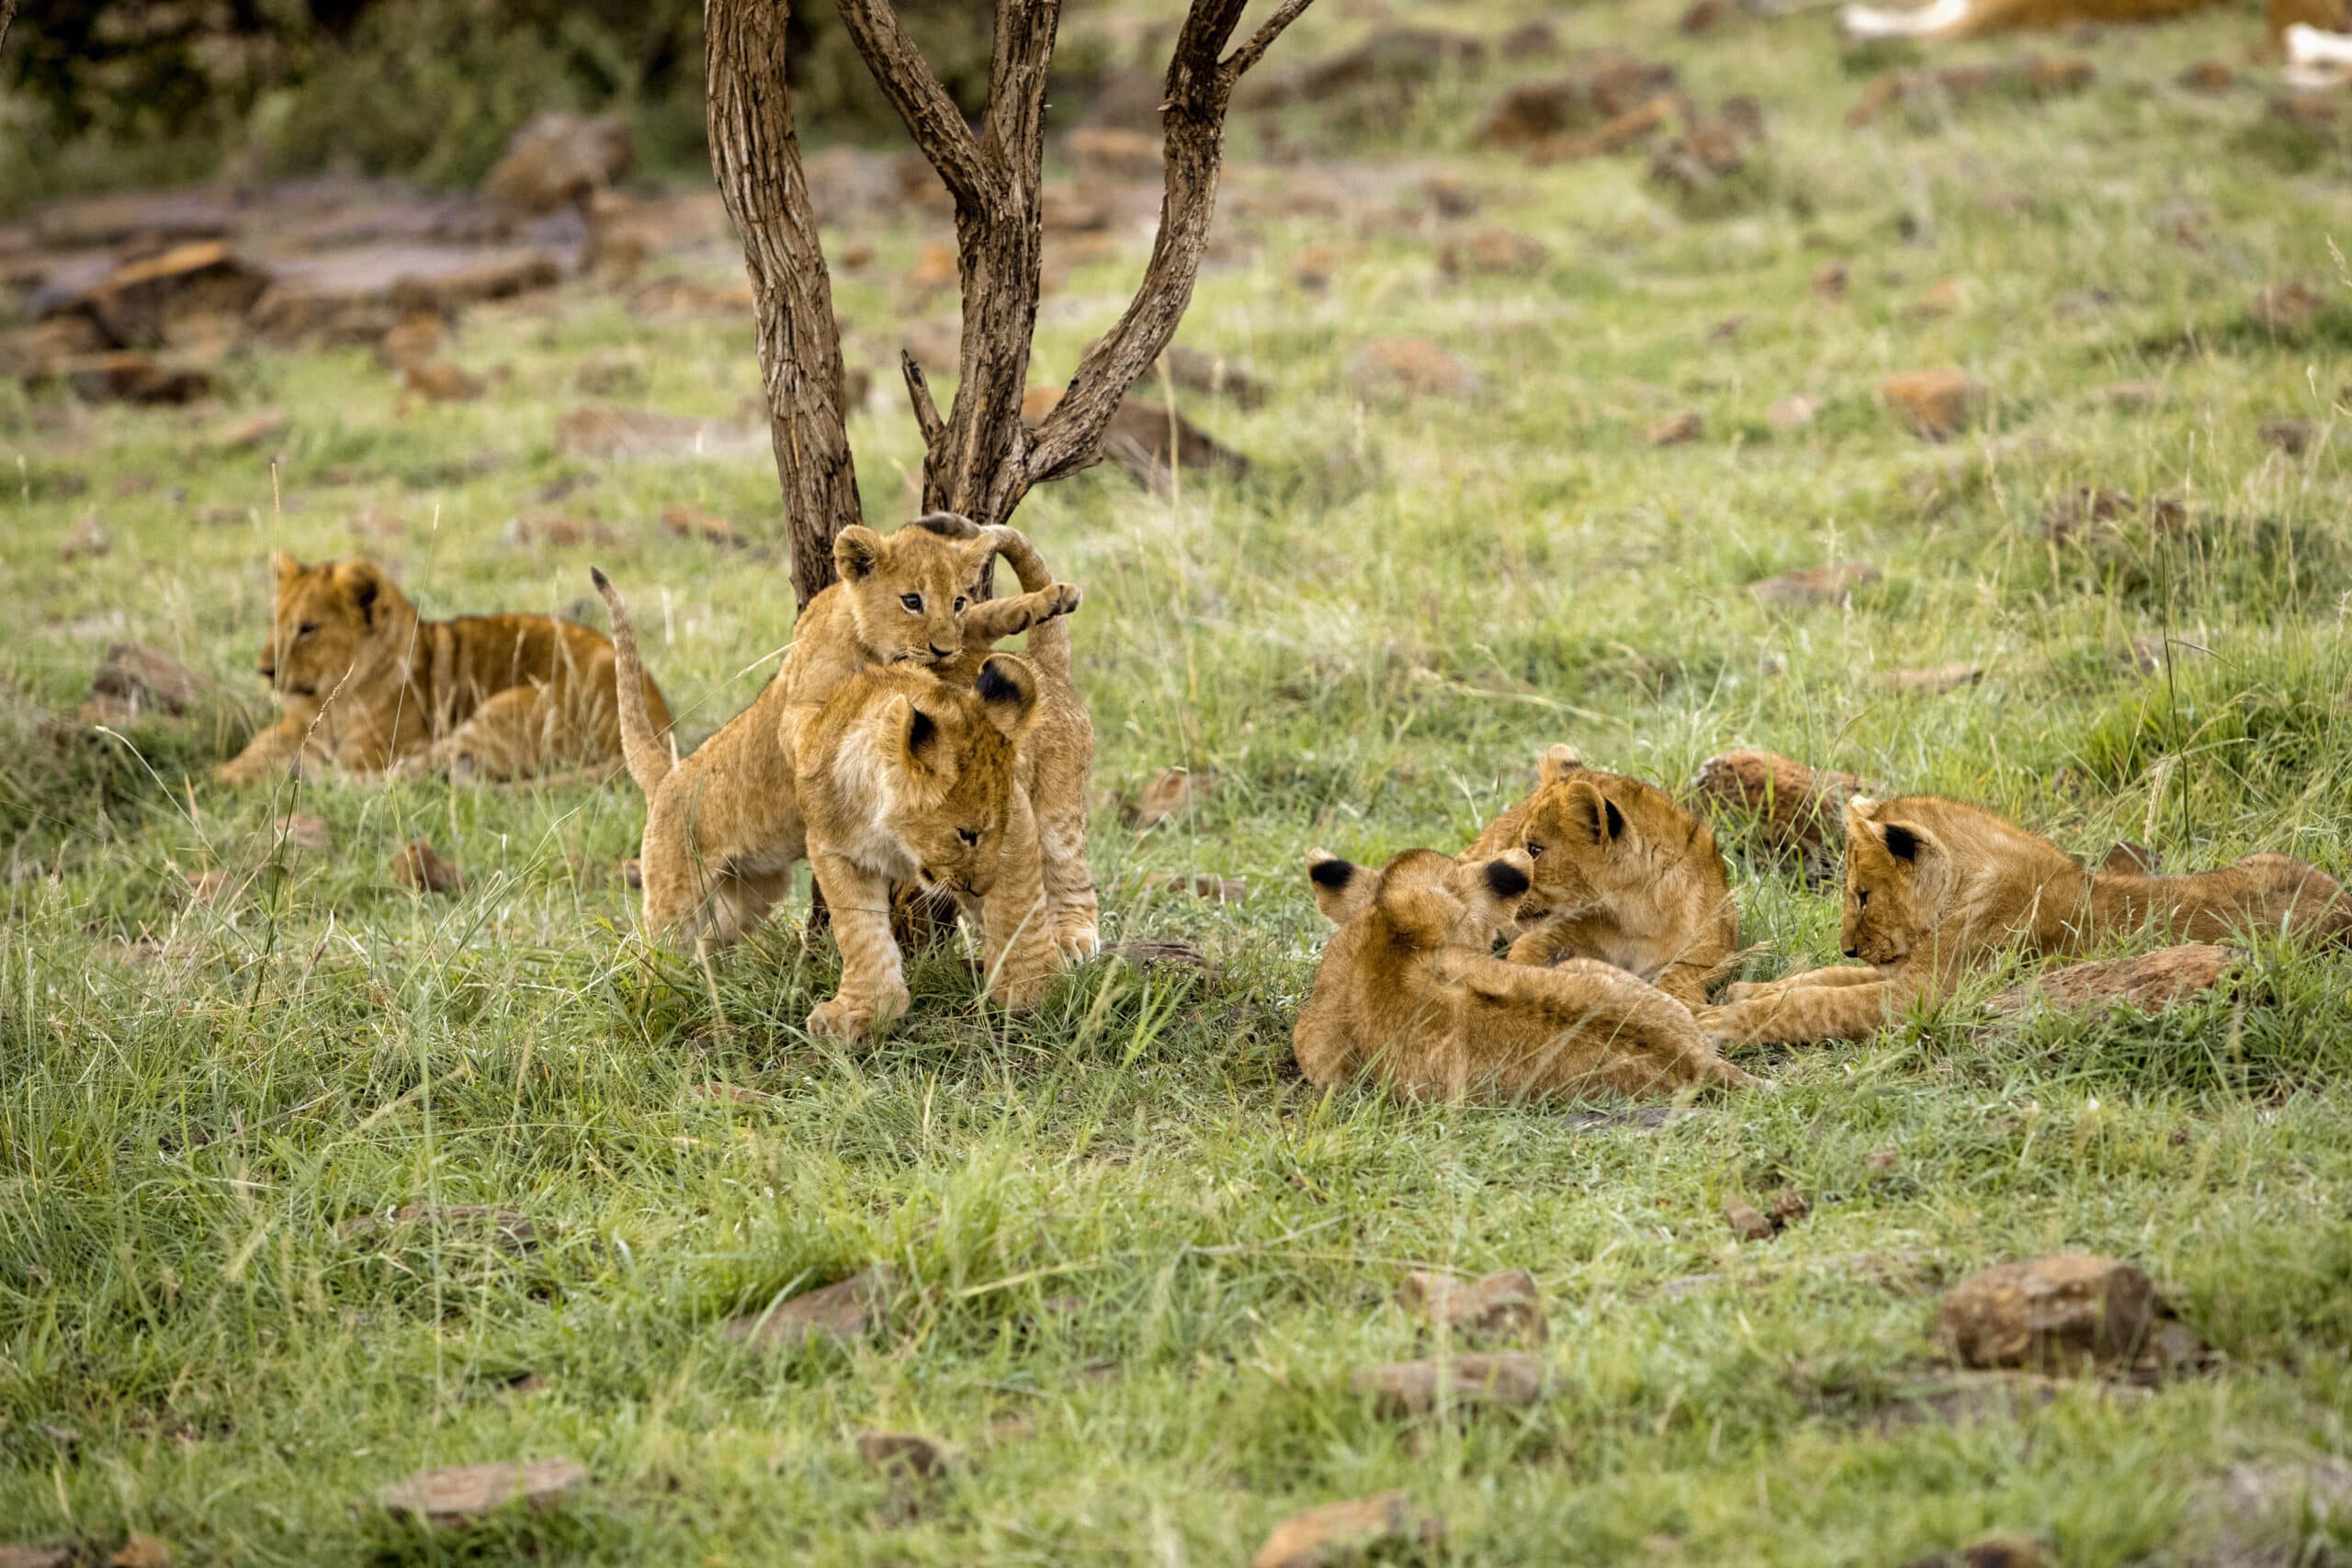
[707,0,865,612]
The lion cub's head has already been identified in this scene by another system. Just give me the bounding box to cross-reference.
[834,513,1008,671]
[1306,845,1534,951]
[1506,752,1716,925]
[256,553,417,713]
[1839,796,1949,966]
[854,654,1041,898]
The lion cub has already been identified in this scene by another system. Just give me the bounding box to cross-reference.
[1701,795,2352,1045]
[219,552,669,785]
[795,656,1056,1037]
[1465,746,1739,1008]
[1295,846,1759,1101]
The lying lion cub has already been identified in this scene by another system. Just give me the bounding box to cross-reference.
[1295,846,1759,1100]
[219,552,669,784]
[1700,795,2351,1045]
[1466,746,1740,1008]
[797,656,1057,1038]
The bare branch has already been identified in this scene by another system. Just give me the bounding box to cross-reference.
[981,0,1064,173]
[0,0,17,58]
[1222,0,1317,80]
[900,350,944,450]
[834,0,999,210]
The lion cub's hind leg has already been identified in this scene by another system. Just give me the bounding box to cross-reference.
[424,684,552,781]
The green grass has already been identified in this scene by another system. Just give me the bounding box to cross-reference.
[7,0,2352,1561]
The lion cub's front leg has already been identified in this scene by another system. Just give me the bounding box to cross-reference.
[977,789,1059,1010]
[1701,967,1901,1045]
[959,581,1081,645]
[1721,964,1884,1004]
[807,852,913,1039]
[218,715,312,785]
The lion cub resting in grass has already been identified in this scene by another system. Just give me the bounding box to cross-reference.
[1465,746,1740,1009]
[1295,846,1759,1100]
[1699,795,2352,1046]
[219,552,670,785]
[595,514,1086,954]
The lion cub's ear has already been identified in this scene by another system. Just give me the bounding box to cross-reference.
[1877,820,1928,863]
[270,550,303,584]
[885,694,942,770]
[1306,849,1374,925]
[835,525,886,581]
[1563,777,1625,845]
[331,558,388,626]
[1536,744,1584,785]
[973,655,1040,740]
[908,511,979,540]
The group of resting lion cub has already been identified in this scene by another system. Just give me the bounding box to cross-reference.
[219,515,1098,1041]
[1299,746,2351,1102]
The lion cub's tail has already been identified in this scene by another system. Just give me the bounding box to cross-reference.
[989,525,1070,682]
[590,568,674,796]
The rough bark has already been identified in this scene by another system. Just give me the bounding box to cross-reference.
[0,0,17,58]
[707,0,864,612]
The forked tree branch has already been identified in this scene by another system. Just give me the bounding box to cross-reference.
[1223,0,1317,78]
[0,0,17,58]
[900,350,944,447]
[834,0,1000,211]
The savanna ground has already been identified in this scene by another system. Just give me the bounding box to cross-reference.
[7,0,2352,1562]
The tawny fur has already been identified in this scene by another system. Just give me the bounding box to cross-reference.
[1841,0,2222,40]
[1295,846,1759,1101]
[218,552,669,785]
[1701,794,2352,1045]
[793,656,1057,1039]
[1464,745,1740,1008]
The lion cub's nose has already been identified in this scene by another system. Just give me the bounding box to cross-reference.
[929,643,955,660]
[1842,946,1860,959]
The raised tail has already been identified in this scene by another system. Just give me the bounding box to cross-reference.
[590,568,675,796]
[988,525,1071,682]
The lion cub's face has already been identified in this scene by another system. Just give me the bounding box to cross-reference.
[876,656,1040,898]
[1512,773,1642,924]
[258,554,411,711]
[835,515,1001,671]
[1839,798,1939,966]
[1306,846,1533,950]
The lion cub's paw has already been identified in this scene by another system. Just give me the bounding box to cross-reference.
[1722,980,1766,1003]
[1043,581,1083,619]
[991,969,1056,1013]
[807,984,911,1041]
[1052,919,1101,963]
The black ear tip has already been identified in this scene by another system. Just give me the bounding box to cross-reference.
[1309,857,1355,890]
[910,511,978,538]
[1484,859,1531,898]
[975,660,1022,704]
[589,567,610,591]
[908,707,937,749]
[1883,823,1920,861]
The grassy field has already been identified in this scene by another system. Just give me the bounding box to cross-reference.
[7,0,2352,1561]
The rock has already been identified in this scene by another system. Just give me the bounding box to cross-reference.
[340,1204,537,1250]
[855,1431,956,1480]
[1918,276,1966,314]
[1649,102,1765,198]
[1290,243,1348,293]
[2259,418,2316,457]
[250,246,561,346]
[1884,662,1984,695]
[1812,259,1849,300]
[1882,369,1984,441]
[553,405,764,463]
[2251,279,2324,334]
[2177,60,2233,93]
[1066,126,1161,183]
[1767,395,1820,430]
[2041,486,2140,543]
[1399,1269,1547,1345]
[660,503,749,549]
[2271,92,2339,134]
[1524,94,1678,164]
[574,352,643,397]
[60,513,112,561]
[1985,944,2240,1017]
[1346,335,1481,400]
[375,1457,588,1527]
[43,241,271,350]
[211,410,288,452]
[503,513,611,549]
[86,643,205,719]
[274,813,333,853]
[724,1264,899,1349]
[1681,0,1726,31]
[391,840,464,896]
[1900,1535,2052,1568]
[619,857,644,888]
[1645,410,1703,446]
[1438,228,1552,280]
[1349,1350,1547,1416]
[0,1549,74,1568]
[1418,173,1478,219]
[1103,940,1221,982]
[1768,1188,1810,1227]
[1270,28,1488,107]
[1134,767,1213,827]
[1848,58,2095,129]
[109,1534,173,1568]
[1252,1493,1444,1568]
[66,351,215,405]
[402,360,487,402]
[1724,1196,1776,1242]
[1690,750,1874,851]
[1747,561,1881,609]
[1935,1255,2192,1376]
[2103,379,2161,409]
[483,113,634,212]
[1474,52,1679,148]
[1021,389,1248,489]
[1143,873,1249,905]
[1147,345,1267,409]
[376,313,446,373]
[2100,841,2161,875]
[689,1080,768,1105]
[187,868,233,908]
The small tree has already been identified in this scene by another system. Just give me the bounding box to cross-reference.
[706,0,1315,610]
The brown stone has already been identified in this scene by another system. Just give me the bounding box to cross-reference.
[689,1080,768,1105]
[724,1264,899,1349]
[0,1549,74,1568]
[1346,335,1481,400]
[1900,1535,2053,1568]
[1690,750,1874,851]
[109,1534,172,1568]
[1103,940,1221,982]
[1144,873,1249,905]
[1812,259,1849,300]
[402,360,486,402]
[1438,228,1552,280]
[250,247,561,345]
[375,1458,587,1527]
[855,1431,956,1480]
[1681,0,1726,31]
[1645,410,1703,446]
[1918,276,1966,314]
[660,503,749,549]
[391,840,464,896]
[87,643,205,718]
[1524,94,1678,164]
[1849,59,2094,128]
[2252,279,2325,334]
[2260,418,2317,457]
[1269,28,1488,107]
[1134,767,1214,828]
[2272,92,2340,134]
[1065,126,1162,183]
[1399,1269,1547,1345]
[1767,1188,1811,1227]
[1884,662,1984,695]
[483,113,633,212]
[1148,345,1266,409]
[2103,379,2161,410]
[1747,561,1881,609]
[1935,1255,2182,1374]
[502,513,611,549]
[211,410,288,452]
[1724,1196,1776,1242]
[60,513,112,562]
[275,813,333,853]
[45,241,271,350]
[1767,394,1821,430]
[66,351,215,405]
[2177,60,2233,94]
[1985,943,2240,1017]
[187,868,233,907]
[1349,1350,1547,1416]
[1253,1493,1443,1568]
[1093,395,1248,487]
[1882,369,1984,441]
[376,313,446,373]
[1475,53,1679,148]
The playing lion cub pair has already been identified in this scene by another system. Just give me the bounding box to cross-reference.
[1299,745,2348,1102]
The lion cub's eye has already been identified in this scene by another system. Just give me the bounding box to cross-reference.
[900,593,923,613]
[1857,889,1870,908]
[1524,840,1544,859]
[296,622,320,637]
[953,595,967,613]
[957,827,980,846]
